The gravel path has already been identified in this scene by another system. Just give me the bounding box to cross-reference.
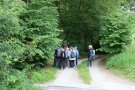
[90,55,135,90]
[36,63,91,90]
[36,55,135,90]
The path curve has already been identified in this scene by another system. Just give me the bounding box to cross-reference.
[36,60,92,90]
[90,55,135,90]
[36,55,135,90]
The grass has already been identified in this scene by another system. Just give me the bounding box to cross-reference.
[31,66,58,83]
[106,44,135,81]
[77,60,91,84]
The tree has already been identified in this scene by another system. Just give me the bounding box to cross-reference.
[99,11,135,53]
[58,0,133,54]
[19,0,62,67]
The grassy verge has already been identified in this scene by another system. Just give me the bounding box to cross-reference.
[106,44,135,81]
[31,66,58,83]
[77,60,91,84]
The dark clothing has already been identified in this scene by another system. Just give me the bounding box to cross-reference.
[56,57,61,68]
[69,60,74,68]
[53,48,58,67]
[88,49,93,58]
[76,56,78,65]
[65,57,68,67]
[59,58,66,69]
[53,56,57,67]
[59,50,66,69]
[87,57,93,67]
[87,49,93,67]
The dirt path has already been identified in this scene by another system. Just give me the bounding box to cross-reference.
[36,55,135,90]
[36,62,91,90]
[90,55,135,90]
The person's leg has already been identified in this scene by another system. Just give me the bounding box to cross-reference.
[59,59,62,69]
[69,60,71,67]
[72,60,74,68]
[53,57,56,67]
[63,60,66,69]
[71,60,73,68]
[90,57,92,67]
[61,60,64,69]
[65,58,68,67]
[68,59,70,67]
[87,58,90,67]
[90,60,92,67]
[74,59,76,67]
[76,57,78,65]
[56,58,59,68]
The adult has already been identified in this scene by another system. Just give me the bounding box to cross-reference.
[56,46,63,68]
[65,46,69,67]
[69,46,76,68]
[59,44,68,70]
[74,46,79,66]
[53,48,58,67]
[87,45,94,67]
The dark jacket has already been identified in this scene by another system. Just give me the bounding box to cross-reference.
[88,49,93,58]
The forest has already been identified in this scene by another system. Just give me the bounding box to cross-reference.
[0,0,135,89]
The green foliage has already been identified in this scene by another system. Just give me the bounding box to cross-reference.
[0,0,61,69]
[59,0,130,53]
[106,43,135,80]
[0,63,40,90]
[59,0,101,51]
[99,11,135,53]
[31,67,57,83]
[0,0,61,89]
[19,0,62,68]
[77,60,91,84]
[0,1,26,66]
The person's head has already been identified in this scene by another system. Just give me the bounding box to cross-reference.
[74,46,77,50]
[69,46,74,51]
[88,45,93,49]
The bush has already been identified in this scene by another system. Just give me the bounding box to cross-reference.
[31,67,58,83]
[106,43,135,80]
[0,66,38,90]
[99,11,135,53]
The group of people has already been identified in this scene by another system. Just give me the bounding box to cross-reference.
[53,45,79,70]
[53,44,95,69]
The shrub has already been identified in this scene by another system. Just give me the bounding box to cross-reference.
[106,43,135,80]
[99,11,135,53]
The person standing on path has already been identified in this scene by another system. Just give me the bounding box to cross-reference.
[87,45,94,67]
[53,48,58,67]
[59,44,68,70]
[65,46,69,68]
[69,46,76,68]
[74,46,79,66]
[56,46,63,69]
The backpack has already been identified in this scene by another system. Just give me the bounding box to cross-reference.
[70,51,76,58]
[56,48,61,57]
[92,50,95,57]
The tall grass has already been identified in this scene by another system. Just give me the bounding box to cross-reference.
[31,66,58,83]
[106,44,135,80]
[77,60,91,84]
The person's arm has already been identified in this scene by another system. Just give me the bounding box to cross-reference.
[77,50,79,57]
[90,49,93,57]
[68,51,71,59]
